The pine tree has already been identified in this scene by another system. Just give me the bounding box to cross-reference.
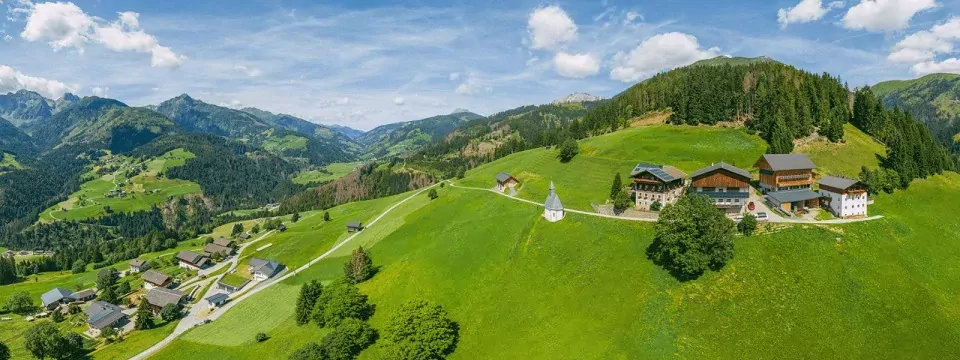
[135,300,155,330]
[610,173,623,199]
[344,247,375,284]
[323,212,331,222]
[295,280,324,326]
[292,212,301,223]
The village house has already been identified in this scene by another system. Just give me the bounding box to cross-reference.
[755,154,821,213]
[347,221,363,232]
[128,259,148,273]
[40,288,74,310]
[818,176,869,219]
[213,237,236,248]
[495,172,519,192]
[144,287,187,315]
[690,162,752,214]
[249,258,283,281]
[543,182,565,222]
[238,232,251,241]
[204,293,229,308]
[71,289,97,302]
[141,269,172,290]
[176,250,210,270]
[203,243,234,258]
[630,163,688,210]
[85,301,128,337]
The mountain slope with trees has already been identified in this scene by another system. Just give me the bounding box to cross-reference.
[872,73,960,156]
[0,116,37,157]
[358,110,483,158]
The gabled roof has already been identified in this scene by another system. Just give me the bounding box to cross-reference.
[691,162,751,180]
[145,287,186,308]
[544,182,564,211]
[817,176,860,191]
[41,288,73,307]
[203,243,233,256]
[86,301,126,330]
[249,257,282,275]
[129,259,146,267]
[205,293,229,304]
[495,172,515,183]
[213,237,234,247]
[177,250,205,264]
[70,289,96,300]
[757,154,816,171]
[767,189,822,203]
[347,221,362,228]
[141,269,171,286]
[630,163,687,182]
[239,233,251,239]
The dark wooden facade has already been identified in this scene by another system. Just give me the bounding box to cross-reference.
[755,157,815,190]
[691,170,750,188]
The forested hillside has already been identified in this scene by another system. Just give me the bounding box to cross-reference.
[584,61,850,153]
[25,97,179,152]
[279,161,432,213]
[241,107,364,155]
[358,110,483,158]
[872,73,960,156]
[0,116,37,157]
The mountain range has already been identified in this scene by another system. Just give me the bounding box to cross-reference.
[873,73,960,156]
[358,110,484,159]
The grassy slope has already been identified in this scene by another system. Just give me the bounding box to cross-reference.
[39,149,201,222]
[459,125,767,211]
[293,162,362,185]
[89,320,178,360]
[798,124,886,177]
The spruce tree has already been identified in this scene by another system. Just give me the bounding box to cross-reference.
[135,300,155,330]
[295,280,323,326]
[610,173,623,199]
[344,247,375,284]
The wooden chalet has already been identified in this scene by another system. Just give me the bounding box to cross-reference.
[755,154,820,213]
[630,163,687,210]
[690,162,752,214]
[495,172,519,192]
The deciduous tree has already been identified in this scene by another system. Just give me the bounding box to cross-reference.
[344,247,375,284]
[738,213,758,236]
[649,194,735,280]
[321,318,378,360]
[556,139,580,163]
[382,299,459,360]
[5,291,33,314]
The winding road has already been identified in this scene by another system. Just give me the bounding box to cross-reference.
[131,183,440,359]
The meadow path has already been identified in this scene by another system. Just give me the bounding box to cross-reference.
[131,182,440,360]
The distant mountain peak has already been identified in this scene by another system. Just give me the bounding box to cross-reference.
[60,93,80,102]
[451,108,471,114]
[552,93,603,105]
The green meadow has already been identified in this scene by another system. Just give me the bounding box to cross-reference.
[293,161,363,185]
[39,149,201,222]
[798,124,886,177]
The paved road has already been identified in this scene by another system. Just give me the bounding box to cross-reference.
[449,183,883,225]
[131,183,439,360]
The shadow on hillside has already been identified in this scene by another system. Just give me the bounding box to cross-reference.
[644,238,705,282]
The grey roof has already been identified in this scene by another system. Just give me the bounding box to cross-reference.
[177,250,206,264]
[70,289,96,300]
[630,163,687,182]
[691,162,751,180]
[767,189,822,203]
[213,237,234,247]
[86,301,126,330]
[41,288,73,307]
[141,269,171,286]
[239,233,251,239]
[759,154,817,171]
[203,243,233,256]
[145,287,186,308]
[129,259,146,267]
[495,172,515,183]
[347,221,362,228]
[249,257,282,275]
[544,182,564,211]
[205,293,229,304]
[818,176,859,191]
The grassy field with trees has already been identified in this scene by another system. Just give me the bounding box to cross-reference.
[292,162,363,185]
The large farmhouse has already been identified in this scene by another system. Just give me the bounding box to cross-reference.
[690,162,752,214]
[144,287,187,315]
[85,301,128,337]
[630,163,687,210]
[141,269,172,290]
[755,154,821,213]
[177,250,210,270]
[818,176,869,219]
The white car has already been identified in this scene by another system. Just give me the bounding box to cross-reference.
[733,216,744,223]
[755,212,769,221]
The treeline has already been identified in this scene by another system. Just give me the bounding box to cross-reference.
[279,162,433,213]
[584,63,850,153]
[853,87,957,190]
[134,133,306,209]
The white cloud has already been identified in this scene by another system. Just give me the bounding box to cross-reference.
[842,0,937,32]
[527,5,577,50]
[335,97,350,105]
[610,32,720,82]
[91,86,108,97]
[218,99,243,109]
[2,35,11,42]
[453,73,492,95]
[19,2,186,68]
[525,57,539,66]
[624,11,642,25]
[393,97,405,105]
[888,17,960,74]
[777,0,845,29]
[448,72,460,81]
[233,65,263,77]
[911,58,960,74]
[0,64,76,98]
[553,52,600,78]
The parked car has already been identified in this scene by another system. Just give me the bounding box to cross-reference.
[755,212,769,221]
[733,216,744,223]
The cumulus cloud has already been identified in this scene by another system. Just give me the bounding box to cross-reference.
[0,64,76,98]
[842,0,937,32]
[610,32,720,83]
[777,0,845,28]
[218,99,244,109]
[888,17,960,75]
[91,86,108,97]
[624,11,641,25]
[448,72,460,81]
[393,97,405,106]
[19,2,186,68]
[527,5,577,50]
[453,73,492,95]
[3,35,11,42]
[553,52,600,78]
[233,65,263,77]
[336,97,350,105]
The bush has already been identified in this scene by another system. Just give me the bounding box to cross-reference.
[650,201,663,212]
[71,259,87,274]
[4,291,34,314]
[556,139,580,163]
[160,303,180,322]
[612,190,632,213]
[738,213,758,236]
[0,340,9,360]
[292,212,301,223]
[323,212,331,222]
[289,342,324,360]
[427,189,439,200]
[648,195,735,280]
[51,309,64,323]
[382,299,458,359]
[256,332,268,342]
[321,318,377,360]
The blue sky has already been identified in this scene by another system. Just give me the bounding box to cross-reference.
[0,0,958,130]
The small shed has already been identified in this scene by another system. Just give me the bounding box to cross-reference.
[278,224,287,232]
[204,293,229,308]
[495,172,519,192]
[347,221,363,232]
